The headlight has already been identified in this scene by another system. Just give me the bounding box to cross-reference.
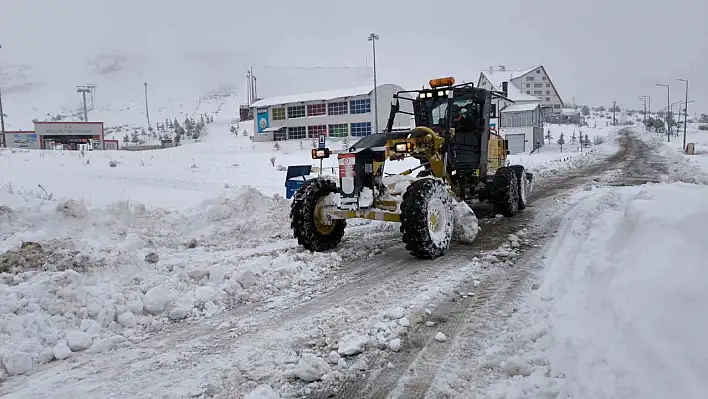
[395,143,408,152]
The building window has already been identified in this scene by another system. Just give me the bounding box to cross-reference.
[536,69,540,73]
[533,90,542,95]
[526,77,534,81]
[546,97,551,102]
[327,101,348,115]
[329,123,349,137]
[500,111,533,128]
[287,126,306,140]
[542,77,547,81]
[350,99,371,114]
[272,107,285,121]
[526,91,531,94]
[307,103,326,117]
[526,84,530,88]
[287,105,305,119]
[307,125,327,139]
[554,104,561,109]
[534,83,542,88]
[546,91,550,95]
[350,122,372,137]
[481,81,486,86]
[546,84,550,88]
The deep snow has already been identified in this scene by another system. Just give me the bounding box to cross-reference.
[434,131,708,399]
[0,117,621,396]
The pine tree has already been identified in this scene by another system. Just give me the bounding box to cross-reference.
[557,133,565,152]
[131,131,139,143]
[123,134,130,143]
[545,129,553,145]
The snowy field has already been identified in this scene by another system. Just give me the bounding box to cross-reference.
[432,129,708,399]
[0,114,624,396]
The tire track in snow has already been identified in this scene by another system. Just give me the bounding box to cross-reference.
[322,131,650,399]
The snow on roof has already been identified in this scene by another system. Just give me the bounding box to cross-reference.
[480,70,540,103]
[250,86,374,108]
[501,103,540,113]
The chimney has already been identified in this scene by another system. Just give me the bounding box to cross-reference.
[502,81,508,97]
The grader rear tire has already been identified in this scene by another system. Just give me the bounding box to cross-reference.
[400,178,454,259]
[492,167,520,217]
[510,165,529,210]
[290,178,346,252]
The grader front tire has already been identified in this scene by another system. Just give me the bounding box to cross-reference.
[400,178,454,259]
[290,178,346,252]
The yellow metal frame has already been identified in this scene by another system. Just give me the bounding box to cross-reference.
[330,209,401,222]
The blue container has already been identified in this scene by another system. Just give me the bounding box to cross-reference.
[285,179,306,199]
[285,165,313,199]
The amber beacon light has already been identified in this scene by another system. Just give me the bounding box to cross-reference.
[429,76,456,88]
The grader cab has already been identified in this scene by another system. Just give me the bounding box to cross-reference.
[290,77,533,259]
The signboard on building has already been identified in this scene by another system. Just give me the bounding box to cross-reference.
[34,121,104,137]
[3,131,41,149]
[256,109,269,133]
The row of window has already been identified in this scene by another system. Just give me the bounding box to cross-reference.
[526,76,548,81]
[500,109,543,128]
[271,99,371,121]
[527,83,552,89]
[285,122,372,140]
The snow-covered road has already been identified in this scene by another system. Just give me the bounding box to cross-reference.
[3,128,707,398]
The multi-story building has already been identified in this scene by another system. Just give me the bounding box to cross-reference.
[478,65,564,114]
[249,84,412,142]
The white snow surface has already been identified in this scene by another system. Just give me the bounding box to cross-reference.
[0,113,625,396]
[445,181,708,399]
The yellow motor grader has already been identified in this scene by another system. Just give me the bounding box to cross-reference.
[290,77,533,259]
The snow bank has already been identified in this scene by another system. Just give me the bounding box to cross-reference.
[0,185,344,377]
[476,183,708,398]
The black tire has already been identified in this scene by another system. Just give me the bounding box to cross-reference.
[400,178,454,259]
[416,168,432,178]
[290,178,346,252]
[492,167,519,217]
[509,165,528,210]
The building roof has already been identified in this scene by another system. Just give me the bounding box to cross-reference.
[251,85,375,108]
[479,69,541,103]
[501,103,541,113]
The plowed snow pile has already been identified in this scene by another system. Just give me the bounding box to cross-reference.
[468,182,708,399]
[0,186,342,377]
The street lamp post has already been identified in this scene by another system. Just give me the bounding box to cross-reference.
[144,82,151,129]
[368,33,380,134]
[656,83,670,142]
[0,44,5,148]
[677,78,689,151]
[639,96,648,129]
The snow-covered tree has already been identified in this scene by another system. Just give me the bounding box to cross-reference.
[581,105,590,116]
[557,133,565,152]
[123,134,130,143]
[545,129,554,145]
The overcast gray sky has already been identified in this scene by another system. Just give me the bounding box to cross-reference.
[1,0,707,115]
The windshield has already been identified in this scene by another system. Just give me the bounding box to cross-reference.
[420,95,483,130]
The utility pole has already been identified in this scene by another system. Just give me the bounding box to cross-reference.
[656,83,670,142]
[677,78,689,151]
[612,100,617,126]
[250,66,255,104]
[144,82,151,129]
[77,86,91,122]
[245,70,251,104]
[368,32,380,134]
[639,96,648,129]
[0,45,5,148]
